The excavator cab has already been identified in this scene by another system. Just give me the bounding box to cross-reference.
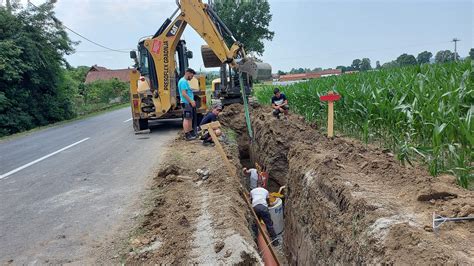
[129,38,207,131]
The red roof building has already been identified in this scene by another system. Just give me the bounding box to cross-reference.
[279,69,342,81]
[85,65,130,84]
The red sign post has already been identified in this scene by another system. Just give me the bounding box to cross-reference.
[319,91,341,138]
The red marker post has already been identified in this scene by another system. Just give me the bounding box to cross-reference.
[319,91,341,138]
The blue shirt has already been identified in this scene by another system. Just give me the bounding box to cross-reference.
[272,93,287,105]
[178,77,193,104]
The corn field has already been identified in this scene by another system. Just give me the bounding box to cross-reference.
[255,61,473,188]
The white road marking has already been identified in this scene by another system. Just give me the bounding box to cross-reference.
[0,138,90,180]
[123,118,133,123]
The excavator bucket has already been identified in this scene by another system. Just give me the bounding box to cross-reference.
[238,59,272,81]
[201,45,272,80]
[201,45,222,68]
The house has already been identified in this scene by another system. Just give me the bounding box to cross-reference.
[279,69,342,82]
[84,65,130,84]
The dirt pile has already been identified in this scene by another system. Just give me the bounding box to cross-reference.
[220,103,474,264]
[124,137,261,264]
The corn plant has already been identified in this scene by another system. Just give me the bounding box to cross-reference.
[255,61,473,188]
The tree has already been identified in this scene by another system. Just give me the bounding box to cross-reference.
[0,3,75,136]
[417,51,432,64]
[277,70,286,76]
[213,0,274,55]
[375,61,381,69]
[312,67,322,72]
[336,65,346,73]
[396,53,417,66]
[469,48,474,60]
[351,59,361,71]
[435,50,457,63]
[382,61,399,69]
[360,58,372,71]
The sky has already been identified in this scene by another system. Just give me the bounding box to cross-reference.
[16,0,474,72]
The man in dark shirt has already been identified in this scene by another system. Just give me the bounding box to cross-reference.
[271,88,289,119]
[199,104,223,146]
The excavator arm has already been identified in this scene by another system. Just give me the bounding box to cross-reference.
[135,0,270,118]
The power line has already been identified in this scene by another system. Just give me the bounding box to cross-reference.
[75,49,135,53]
[27,1,129,53]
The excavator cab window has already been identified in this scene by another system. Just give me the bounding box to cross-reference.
[137,42,150,76]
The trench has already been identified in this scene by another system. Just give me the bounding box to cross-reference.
[220,103,473,265]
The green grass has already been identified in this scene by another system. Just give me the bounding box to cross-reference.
[255,61,473,188]
[0,103,129,142]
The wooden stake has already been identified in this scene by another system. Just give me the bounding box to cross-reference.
[201,121,236,176]
[327,91,334,138]
[319,91,341,138]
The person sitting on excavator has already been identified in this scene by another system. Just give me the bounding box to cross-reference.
[179,68,197,140]
[250,179,279,246]
[271,87,289,119]
[199,104,223,146]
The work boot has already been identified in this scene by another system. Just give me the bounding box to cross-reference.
[185,132,197,141]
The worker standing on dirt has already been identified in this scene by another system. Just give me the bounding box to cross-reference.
[179,68,197,140]
[243,167,259,190]
[250,180,279,246]
[199,104,223,146]
[271,88,289,119]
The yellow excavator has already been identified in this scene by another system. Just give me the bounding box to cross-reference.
[129,0,272,131]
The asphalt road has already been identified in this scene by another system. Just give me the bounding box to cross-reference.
[0,108,181,264]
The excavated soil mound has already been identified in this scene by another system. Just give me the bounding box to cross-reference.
[220,103,474,264]
[124,136,261,264]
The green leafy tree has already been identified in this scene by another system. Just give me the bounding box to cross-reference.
[360,58,372,71]
[469,48,474,60]
[336,65,347,73]
[375,61,381,69]
[417,51,432,64]
[351,59,361,71]
[0,3,75,136]
[277,70,286,76]
[382,61,399,69]
[435,50,457,63]
[213,0,274,55]
[396,53,417,66]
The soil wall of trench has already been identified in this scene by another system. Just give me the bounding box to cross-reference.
[220,103,474,265]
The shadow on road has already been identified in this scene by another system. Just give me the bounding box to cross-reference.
[148,119,182,133]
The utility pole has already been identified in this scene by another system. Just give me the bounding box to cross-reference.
[452,38,460,61]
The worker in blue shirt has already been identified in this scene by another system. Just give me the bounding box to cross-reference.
[178,68,197,140]
[199,104,223,146]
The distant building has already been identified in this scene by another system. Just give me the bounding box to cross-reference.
[85,65,130,84]
[279,69,342,81]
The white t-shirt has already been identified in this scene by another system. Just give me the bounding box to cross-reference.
[250,187,269,207]
[248,168,258,190]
